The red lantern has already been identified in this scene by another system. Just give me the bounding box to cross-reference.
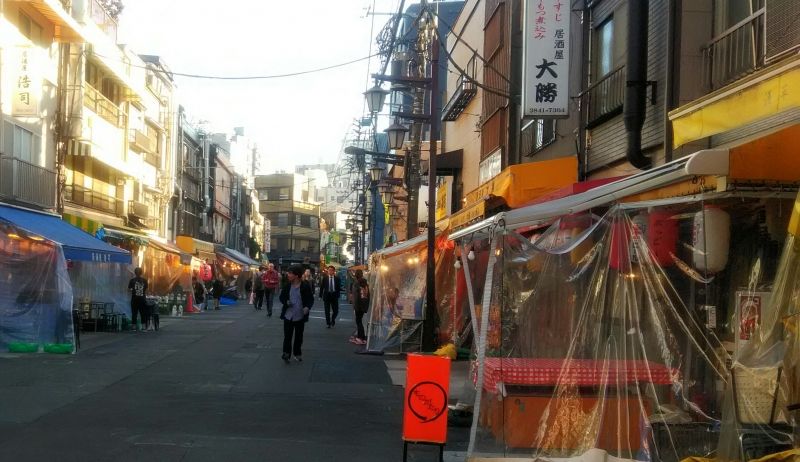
[609,219,630,271]
[648,210,678,267]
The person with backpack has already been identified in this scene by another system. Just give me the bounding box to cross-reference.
[348,269,369,345]
[278,264,314,363]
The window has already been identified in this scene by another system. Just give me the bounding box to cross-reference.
[19,12,43,45]
[534,119,556,151]
[310,217,319,229]
[277,213,289,226]
[596,18,614,77]
[4,123,40,164]
[295,213,302,226]
[714,0,764,35]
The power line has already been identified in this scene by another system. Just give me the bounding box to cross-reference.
[87,51,380,81]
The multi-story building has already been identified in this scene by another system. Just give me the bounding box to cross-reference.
[0,0,80,210]
[255,173,321,268]
[173,107,206,241]
[55,0,174,238]
[210,135,233,246]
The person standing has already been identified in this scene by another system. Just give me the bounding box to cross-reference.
[211,278,224,310]
[349,269,370,345]
[253,266,266,311]
[319,265,341,328]
[192,276,206,311]
[128,267,148,331]
[262,263,280,317]
[278,265,314,363]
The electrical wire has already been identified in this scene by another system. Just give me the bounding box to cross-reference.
[87,51,380,80]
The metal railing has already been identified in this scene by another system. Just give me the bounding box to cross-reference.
[585,65,626,127]
[89,0,118,41]
[84,84,125,128]
[66,184,122,215]
[703,8,766,91]
[0,157,56,209]
[215,199,231,218]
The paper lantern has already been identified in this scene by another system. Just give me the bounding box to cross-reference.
[693,205,730,273]
[648,210,678,267]
[609,220,630,271]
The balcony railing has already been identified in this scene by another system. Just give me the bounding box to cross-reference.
[585,65,625,128]
[442,54,478,121]
[89,0,118,41]
[703,8,766,91]
[0,157,56,209]
[129,128,157,154]
[66,185,122,215]
[84,84,125,128]
[215,199,231,218]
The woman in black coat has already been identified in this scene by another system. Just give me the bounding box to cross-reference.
[278,264,315,363]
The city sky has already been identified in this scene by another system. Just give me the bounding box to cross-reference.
[118,0,403,174]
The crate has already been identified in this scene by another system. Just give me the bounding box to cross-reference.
[650,422,717,462]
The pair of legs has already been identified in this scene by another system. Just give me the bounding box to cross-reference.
[324,295,339,327]
[354,309,366,340]
[253,289,265,310]
[131,297,146,330]
[282,319,305,361]
[264,288,275,315]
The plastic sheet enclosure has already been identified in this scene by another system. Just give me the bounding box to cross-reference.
[466,197,799,462]
[366,233,457,353]
[0,223,74,352]
[70,261,133,317]
[140,245,189,296]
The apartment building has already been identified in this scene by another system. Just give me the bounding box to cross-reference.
[255,173,321,267]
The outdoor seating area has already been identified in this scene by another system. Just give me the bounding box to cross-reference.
[74,299,127,333]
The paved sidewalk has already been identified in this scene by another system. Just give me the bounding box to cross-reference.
[0,301,469,461]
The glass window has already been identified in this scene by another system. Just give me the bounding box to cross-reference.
[18,12,43,45]
[277,213,288,226]
[13,125,34,162]
[596,18,614,77]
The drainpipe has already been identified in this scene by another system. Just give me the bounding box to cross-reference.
[663,0,680,163]
[623,0,652,169]
[578,4,590,181]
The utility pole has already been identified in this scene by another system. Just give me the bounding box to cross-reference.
[422,3,439,352]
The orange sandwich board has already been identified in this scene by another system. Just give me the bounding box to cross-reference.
[402,354,451,460]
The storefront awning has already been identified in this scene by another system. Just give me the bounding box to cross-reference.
[463,156,578,209]
[0,204,131,263]
[450,148,731,240]
[19,0,88,43]
[176,235,216,262]
[670,56,800,148]
[224,248,260,269]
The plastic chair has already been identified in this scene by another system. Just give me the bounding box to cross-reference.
[731,365,794,461]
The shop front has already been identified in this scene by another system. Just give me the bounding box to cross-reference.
[0,204,131,352]
[450,139,800,461]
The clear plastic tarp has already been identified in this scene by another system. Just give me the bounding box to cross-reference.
[140,244,190,296]
[464,195,799,462]
[366,232,457,353]
[0,221,75,353]
[70,261,133,317]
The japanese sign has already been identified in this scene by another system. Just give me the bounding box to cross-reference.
[523,0,570,118]
[735,291,770,352]
[13,46,40,117]
[402,354,450,444]
[262,219,271,253]
[435,178,449,221]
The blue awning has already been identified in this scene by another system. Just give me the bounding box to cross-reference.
[0,205,132,264]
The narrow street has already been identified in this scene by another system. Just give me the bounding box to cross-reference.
[0,302,464,461]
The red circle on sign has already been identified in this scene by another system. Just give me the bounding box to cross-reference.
[407,381,447,423]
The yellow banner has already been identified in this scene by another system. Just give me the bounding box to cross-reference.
[436,179,449,221]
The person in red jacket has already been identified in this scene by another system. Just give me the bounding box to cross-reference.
[262,263,280,317]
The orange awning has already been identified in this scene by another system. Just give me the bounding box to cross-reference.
[464,156,578,209]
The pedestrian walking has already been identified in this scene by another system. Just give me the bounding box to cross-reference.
[253,266,266,310]
[348,269,369,345]
[302,268,315,293]
[263,263,280,317]
[319,265,341,328]
[128,267,148,331]
[278,264,314,363]
[211,278,224,310]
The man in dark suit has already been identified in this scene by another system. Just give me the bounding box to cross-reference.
[319,265,341,328]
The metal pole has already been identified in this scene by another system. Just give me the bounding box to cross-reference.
[423,4,440,352]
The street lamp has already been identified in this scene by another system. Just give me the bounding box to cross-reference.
[364,82,389,114]
[380,185,395,205]
[369,166,383,183]
[385,119,409,150]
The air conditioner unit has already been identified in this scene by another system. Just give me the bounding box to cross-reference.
[129,201,149,219]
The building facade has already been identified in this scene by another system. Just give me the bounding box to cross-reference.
[255,173,321,267]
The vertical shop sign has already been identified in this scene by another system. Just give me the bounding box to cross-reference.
[13,46,39,117]
[523,0,570,117]
[402,354,450,444]
[263,219,271,253]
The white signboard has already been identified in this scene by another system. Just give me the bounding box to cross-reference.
[13,46,40,117]
[263,218,271,253]
[522,0,570,118]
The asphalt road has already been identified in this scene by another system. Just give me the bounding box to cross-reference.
[0,301,458,461]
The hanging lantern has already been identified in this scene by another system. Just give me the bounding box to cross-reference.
[364,82,389,114]
[693,205,730,273]
[609,219,630,271]
[454,259,462,269]
[385,120,409,150]
[648,210,678,267]
[467,250,475,261]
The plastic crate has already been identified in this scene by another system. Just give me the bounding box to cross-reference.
[650,422,717,462]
